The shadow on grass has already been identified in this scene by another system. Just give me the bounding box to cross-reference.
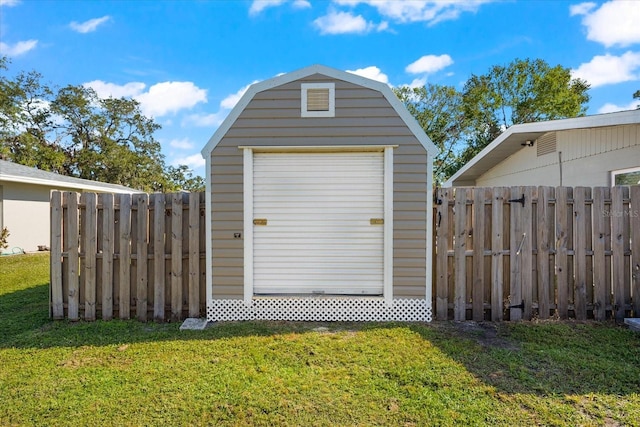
[409,321,640,398]
[2,283,640,398]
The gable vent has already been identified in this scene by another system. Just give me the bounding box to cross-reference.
[536,132,556,157]
[306,88,330,111]
[301,83,335,118]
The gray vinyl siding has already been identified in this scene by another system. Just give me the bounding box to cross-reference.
[210,75,427,299]
[476,124,640,187]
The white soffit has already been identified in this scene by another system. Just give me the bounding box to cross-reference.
[444,109,640,187]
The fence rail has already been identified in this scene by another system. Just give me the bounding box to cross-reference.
[50,186,639,322]
[50,191,206,322]
[434,186,640,322]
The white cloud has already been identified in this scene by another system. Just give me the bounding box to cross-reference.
[171,153,205,169]
[69,15,111,34]
[571,51,640,87]
[137,82,207,117]
[333,0,492,26]
[220,81,257,109]
[84,80,146,98]
[406,77,427,88]
[569,2,596,16]
[169,138,195,150]
[346,66,389,84]
[406,54,454,74]
[572,0,640,47]
[313,10,385,35]
[83,80,207,117]
[292,0,311,9]
[0,39,37,56]
[249,0,286,15]
[0,0,20,6]
[597,100,638,114]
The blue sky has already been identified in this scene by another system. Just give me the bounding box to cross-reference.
[1,0,639,178]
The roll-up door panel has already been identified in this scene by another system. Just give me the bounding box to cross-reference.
[253,152,384,295]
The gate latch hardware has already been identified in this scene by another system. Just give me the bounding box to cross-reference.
[370,218,384,225]
[508,194,525,207]
[253,218,267,226]
[509,300,525,310]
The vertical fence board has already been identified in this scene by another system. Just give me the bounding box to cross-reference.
[136,194,149,321]
[472,188,485,321]
[612,187,627,321]
[509,187,524,321]
[65,192,80,321]
[454,188,467,321]
[435,188,450,320]
[119,194,132,320]
[50,191,64,319]
[83,193,98,321]
[555,187,571,319]
[592,187,609,320]
[536,186,551,319]
[50,186,638,323]
[573,187,588,320]
[521,186,534,320]
[101,193,114,320]
[189,192,200,317]
[153,194,166,321]
[631,186,640,317]
[491,187,506,321]
[171,193,183,321]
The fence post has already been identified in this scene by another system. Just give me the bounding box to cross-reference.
[472,188,485,321]
[171,193,183,321]
[612,186,629,321]
[136,193,149,321]
[83,193,98,321]
[189,192,200,318]
[555,187,571,319]
[435,188,450,320]
[631,186,640,318]
[65,192,80,321]
[119,194,132,319]
[454,188,467,321]
[50,191,64,319]
[490,188,506,321]
[573,187,589,320]
[153,193,166,321]
[536,186,552,319]
[102,193,115,320]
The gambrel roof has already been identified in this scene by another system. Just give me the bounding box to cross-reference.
[201,64,438,157]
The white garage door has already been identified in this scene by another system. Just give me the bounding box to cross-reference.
[252,151,384,295]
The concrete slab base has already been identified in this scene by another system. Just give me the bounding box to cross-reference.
[624,318,640,332]
[180,318,209,330]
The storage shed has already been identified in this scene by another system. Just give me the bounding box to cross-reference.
[201,65,438,322]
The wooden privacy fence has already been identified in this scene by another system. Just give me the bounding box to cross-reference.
[51,186,640,323]
[50,191,206,322]
[435,186,640,322]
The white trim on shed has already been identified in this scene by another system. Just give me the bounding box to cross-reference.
[202,64,439,322]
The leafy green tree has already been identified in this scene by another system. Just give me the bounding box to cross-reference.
[166,164,205,192]
[0,57,203,192]
[634,89,640,109]
[460,58,590,161]
[394,84,465,184]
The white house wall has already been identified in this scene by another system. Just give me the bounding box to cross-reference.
[476,124,639,187]
[1,182,52,253]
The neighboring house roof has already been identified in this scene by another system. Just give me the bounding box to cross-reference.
[0,159,139,193]
[200,64,439,157]
[444,109,640,187]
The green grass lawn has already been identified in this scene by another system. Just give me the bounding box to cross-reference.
[1,253,639,426]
